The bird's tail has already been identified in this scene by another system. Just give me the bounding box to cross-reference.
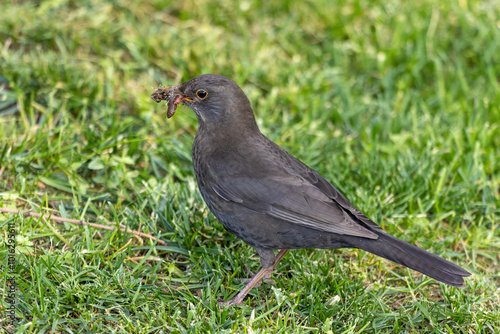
[357,231,470,287]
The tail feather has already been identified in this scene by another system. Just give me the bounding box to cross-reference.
[358,231,470,287]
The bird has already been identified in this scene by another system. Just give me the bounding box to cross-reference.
[151,74,470,306]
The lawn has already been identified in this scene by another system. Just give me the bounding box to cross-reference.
[1,0,499,333]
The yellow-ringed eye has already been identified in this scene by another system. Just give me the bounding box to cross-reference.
[196,89,208,99]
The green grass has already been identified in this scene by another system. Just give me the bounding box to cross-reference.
[1,0,499,332]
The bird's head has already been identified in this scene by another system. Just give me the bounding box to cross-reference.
[152,74,258,133]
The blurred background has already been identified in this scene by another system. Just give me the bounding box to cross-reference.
[1,0,499,332]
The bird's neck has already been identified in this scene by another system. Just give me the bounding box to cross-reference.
[196,107,261,141]
[194,116,262,157]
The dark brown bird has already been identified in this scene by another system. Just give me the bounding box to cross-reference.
[152,74,470,306]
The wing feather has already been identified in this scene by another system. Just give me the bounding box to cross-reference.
[209,156,378,239]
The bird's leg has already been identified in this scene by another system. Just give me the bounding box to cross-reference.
[236,269,275,286]
[235,248,277,286]
[235,271,274,286]
[222,249,289,306]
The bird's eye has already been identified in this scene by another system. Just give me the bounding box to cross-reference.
[196,89,208,99]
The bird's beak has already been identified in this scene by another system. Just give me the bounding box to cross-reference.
[151,85,193,119]
[168,85,182,95]
[170,85,197,103]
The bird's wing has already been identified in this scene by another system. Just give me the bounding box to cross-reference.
[208,158,379,239]
[303,169,382,230]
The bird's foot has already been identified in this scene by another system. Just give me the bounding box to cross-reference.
[218,250,289,307]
